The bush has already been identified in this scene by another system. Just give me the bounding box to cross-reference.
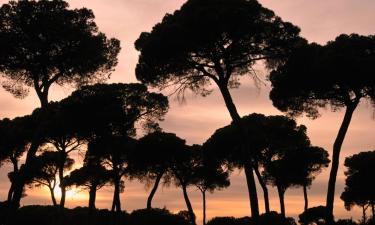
[130,208,190,225]
[299,206,329,225]
[257,212,296,225]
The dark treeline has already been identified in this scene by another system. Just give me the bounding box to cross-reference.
[0,0,375,225]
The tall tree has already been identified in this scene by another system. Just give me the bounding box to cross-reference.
[0,0,120,209]
[341,151,375,221]
[134,131,185,210]
[26,151,74,206]
[135,0,302,219]
[269,34,375,220]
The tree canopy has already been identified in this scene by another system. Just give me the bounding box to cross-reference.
[0,0,120,106]
[135,0,301,96]
[341,151,375,219]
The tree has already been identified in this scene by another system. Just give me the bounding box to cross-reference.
[57,83,168,213]
[0,116,34,203]
[203,113,311,216]
[26,151,74,206]
[296,147,330,212]
[64,148,111,212]
[269,34,375,220]
[340,151,375,221]
[134,131,185,210]
[89,136,137,213]
[135,0,302,219]
[262,146,329,217]
[192,147,230,225]
[32,102,85,208]
[0,0,121,209]
[170,144,199,225]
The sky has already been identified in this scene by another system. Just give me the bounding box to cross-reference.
[1,0,375,223]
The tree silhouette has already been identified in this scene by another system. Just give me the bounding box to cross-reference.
[26,151,74,206]
[32,102,85,208]
[170,144,199,225]
[203,113,315,216]
[64,146,111,212]
[0,116,34,203]
[57,83,168,213]
[135,0,302,219]
[192,147,230,225]
[134,131,185,210]
[262,146,329,217]
[269,34,375,220]
[89,136,137,213]
[341,151,375,221]
[0,0,120,209]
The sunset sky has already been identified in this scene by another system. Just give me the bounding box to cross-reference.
[1,0,375,223]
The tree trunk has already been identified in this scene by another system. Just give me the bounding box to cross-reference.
[181,184,196,225]
[7,157,19,202]
[254,165,270,213]
[218,83,260,219]
[277,185,285,217]
[147,172,163,210]
[88,185,97,211]
[49,186,57,207]
[326,102,358,221]
[111,177,122,212]
[202,190,207,225]
[303,184,309,212]
[58,152,67,208]
[10,108,48,209]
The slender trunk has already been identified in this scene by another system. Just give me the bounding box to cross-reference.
[303,184,309,212]
[59,152,67,208]
[147,172,163,209]
[7,158,18,202]
[88,185,97,211]
[87,184,97,225]
[202,190,207,225]
[218,84,259,219]
[254,165,270,213]
[111,177,121,212]
[49,186,57,207]
[277,185,285,217]
[326,102,358,221]
[181,184,196,225]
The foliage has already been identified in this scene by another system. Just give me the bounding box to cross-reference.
[0,0,120,105]
[299,206,329,225]
[341,151,375,211]
[269,34,375,118]
[59,83,169,139]
[135,0,301,97]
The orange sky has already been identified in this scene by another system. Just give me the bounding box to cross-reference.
[1,0,375,223]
